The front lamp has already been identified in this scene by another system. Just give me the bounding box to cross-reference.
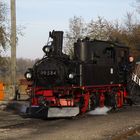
[26,72,32,79]
[25,69,33,81]
[69,73,74,79]
[43,45,51,54]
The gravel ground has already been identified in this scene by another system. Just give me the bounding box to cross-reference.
[0,105,140,140]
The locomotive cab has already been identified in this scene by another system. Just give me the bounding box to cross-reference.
[74,39,132,86]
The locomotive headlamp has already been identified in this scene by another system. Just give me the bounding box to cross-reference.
[25,68,33,81]
[129,56,134,62]
[69,73,74,79]
[26,72,32,79]
[44,47,50,53]
[43,45,51,53]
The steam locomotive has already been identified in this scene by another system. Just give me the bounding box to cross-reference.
[25,30,134,118]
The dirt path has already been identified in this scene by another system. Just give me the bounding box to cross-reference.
[0,105,140,140]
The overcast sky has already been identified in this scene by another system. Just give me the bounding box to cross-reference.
[5,0,136,59]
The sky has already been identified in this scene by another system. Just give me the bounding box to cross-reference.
[4,0,136,59]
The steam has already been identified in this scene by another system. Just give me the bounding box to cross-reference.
[88,106,112,115]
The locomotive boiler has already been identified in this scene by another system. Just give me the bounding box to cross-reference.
[25,30,134,118]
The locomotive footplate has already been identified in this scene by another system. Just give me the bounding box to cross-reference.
[28,106,80,118]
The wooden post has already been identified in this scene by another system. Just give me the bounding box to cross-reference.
[10,0,16,99]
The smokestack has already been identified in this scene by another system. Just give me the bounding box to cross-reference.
[50,30,63,55]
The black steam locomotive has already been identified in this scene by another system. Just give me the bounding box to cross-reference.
[25,30,134,118]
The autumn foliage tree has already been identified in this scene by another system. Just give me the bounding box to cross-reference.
[0,1,9,55]
[87,17,114,40]
[0,1,10,82]
[65,14,140,60]
[0,1,25,83]
[64,16,87,57]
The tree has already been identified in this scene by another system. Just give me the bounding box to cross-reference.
[87,17,115,40]
[16,58,35,79]
[0,1,11,83]
[0,57,35,83]
[0,1,9,53]
[135,0,140,14]
[64,16,87,57]
[66,12,140,59]
[116,13,140,59]
[0,1,25,83]
[123,12,138,33]
[87,15,140,59]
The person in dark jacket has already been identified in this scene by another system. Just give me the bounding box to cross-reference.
[14,86,20,100]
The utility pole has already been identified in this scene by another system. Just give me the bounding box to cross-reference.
[10,0,16,99]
